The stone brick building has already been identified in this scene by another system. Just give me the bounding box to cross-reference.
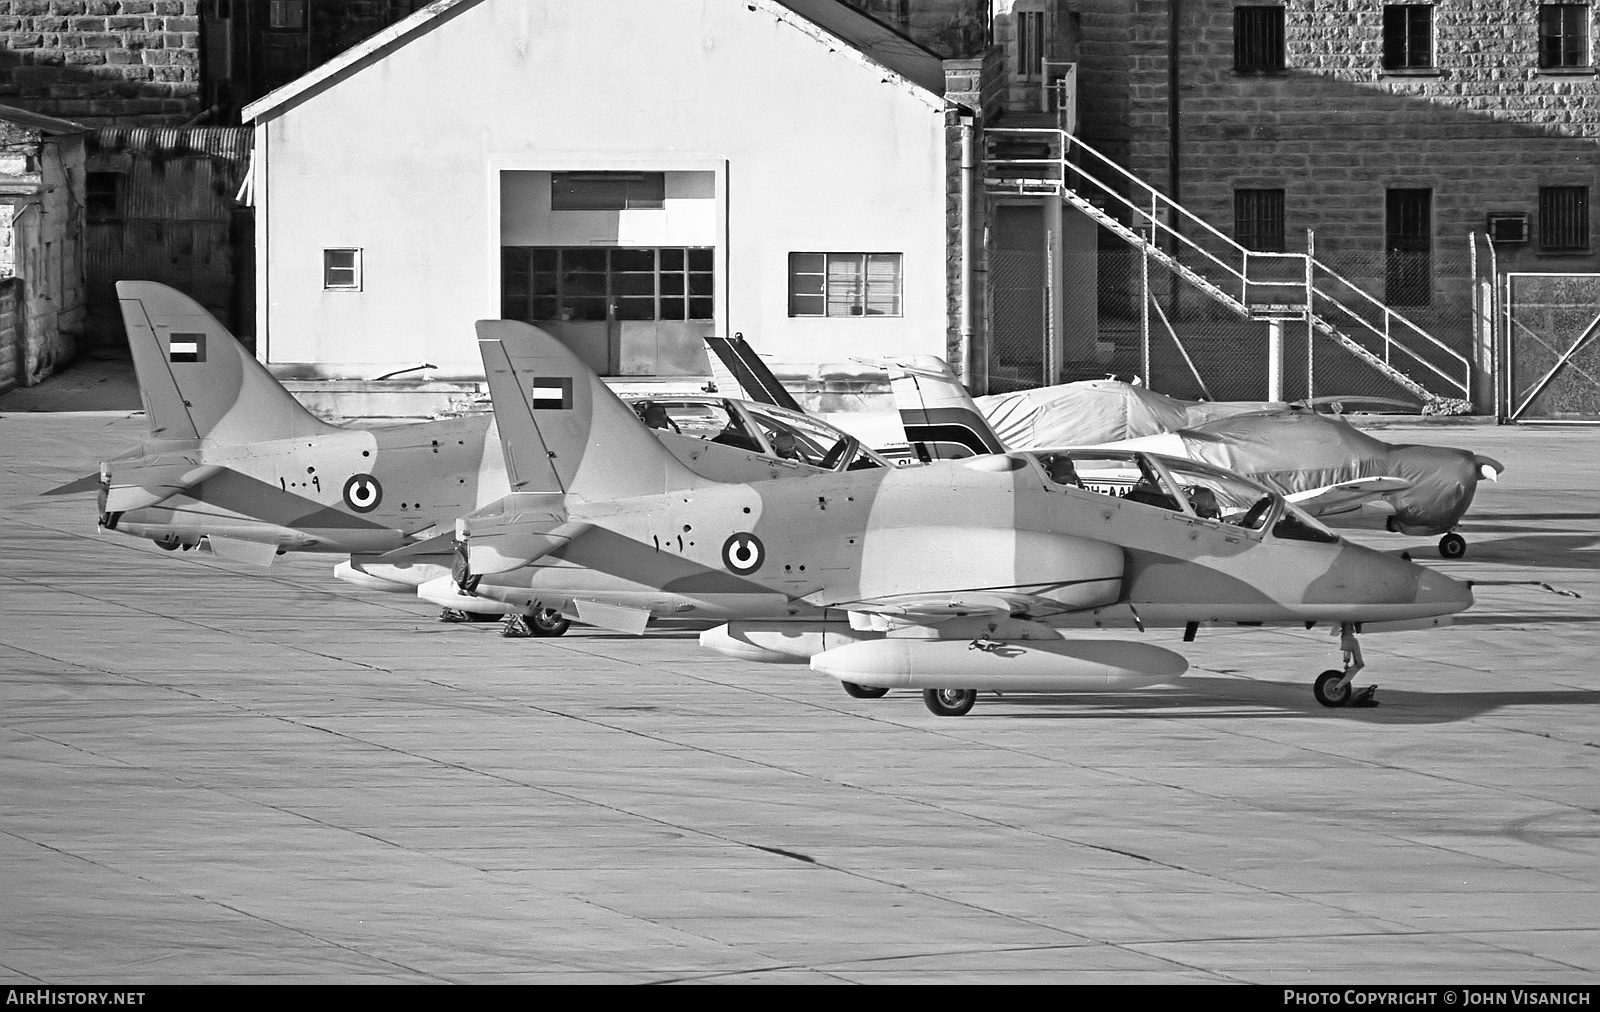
[1068,0,1600,405]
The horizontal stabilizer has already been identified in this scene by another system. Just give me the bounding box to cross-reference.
[105,461,225,512]
[43,473,102,496]
[460,496,588,575]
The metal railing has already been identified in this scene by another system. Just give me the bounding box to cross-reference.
[983,127,1472,405]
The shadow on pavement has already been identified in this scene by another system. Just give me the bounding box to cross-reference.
[0,357,140,413]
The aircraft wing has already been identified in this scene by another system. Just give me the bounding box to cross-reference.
[1286,475,1414,517]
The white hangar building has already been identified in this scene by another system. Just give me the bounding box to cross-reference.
[241,0,986,394]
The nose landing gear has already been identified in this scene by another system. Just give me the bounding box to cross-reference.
[1438,532,1467,559]
[1313,622,1378,708]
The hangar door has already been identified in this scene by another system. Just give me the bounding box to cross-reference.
[1504,273,1600,422]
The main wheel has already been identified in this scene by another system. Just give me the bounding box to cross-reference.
[841,681,889,699]
[923,687,977,717]
[1313,669,1352,708]
[1438,533,1467,559]
[528,608,570,637]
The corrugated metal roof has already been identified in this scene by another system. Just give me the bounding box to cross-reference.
[90,127,252,161]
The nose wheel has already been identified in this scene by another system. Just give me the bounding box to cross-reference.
[1314,623,1378,708]
[1438,533,1467,559]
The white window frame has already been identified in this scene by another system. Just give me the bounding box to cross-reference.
[787,252,902,319]
[323,248,362,291]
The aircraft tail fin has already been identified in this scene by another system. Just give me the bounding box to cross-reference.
[117,281,338,444]
[704,334,803,412]
[884,356,1007,459]
[476,320,707,500]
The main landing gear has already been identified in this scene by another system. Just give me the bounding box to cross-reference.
[1313,622,1378,708]
[500,608,571,638]
[840,682,888,699]
[922,687,977,717]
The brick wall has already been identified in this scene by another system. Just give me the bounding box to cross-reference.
[0,1,202,125]
[1110,0,1600,272]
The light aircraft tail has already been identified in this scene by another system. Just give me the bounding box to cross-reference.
[476,319,708,500]
[883,356,1007,460]
[117,281,337,444]
[703,334,803,412]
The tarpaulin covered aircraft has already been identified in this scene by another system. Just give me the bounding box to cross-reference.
[436,320,1472,714]
[881,357,1503,560]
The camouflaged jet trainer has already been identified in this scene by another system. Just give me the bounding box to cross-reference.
[43,281,512,566]
[439,319,1472,715]
[884,357,1504,560]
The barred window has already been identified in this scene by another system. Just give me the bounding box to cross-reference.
[1234,189,1286,252]
[788,253,902,318]
[267,0,306,30]
[1234,6,1285,73]
[1539,5,1591,68]
[501,247,714,322]
[1540,186,1590,252]
[1383,5,1433,70]
[1016,10,1045,81]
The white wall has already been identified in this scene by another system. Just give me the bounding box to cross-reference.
[254,0,950,378]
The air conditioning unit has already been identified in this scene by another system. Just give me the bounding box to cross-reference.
[1487,213,1530,244]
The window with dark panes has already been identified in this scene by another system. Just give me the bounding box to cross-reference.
[1234,6,1285,73]
[1016,10,1044,80]
[267,0,306,30]
[323,249,361,291]
[86,172,122,221]
[788,253,902,318]
[550,172,666,211]
[1383,5,1433,70]
[501,247,713,323]
[1234,189,1286,252]
[1540,186,1590,251]
[1385,189,1432,307]
[1540,5,1591,68]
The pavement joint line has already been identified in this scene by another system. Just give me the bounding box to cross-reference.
[411,673,1465,954]
[0,827,449,983]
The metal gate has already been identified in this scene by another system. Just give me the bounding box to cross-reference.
[1503,273,1600,422]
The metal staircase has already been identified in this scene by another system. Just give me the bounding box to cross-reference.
[983,127,1472,409]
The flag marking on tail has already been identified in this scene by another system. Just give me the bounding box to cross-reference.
[168,333,206,363]
[343,474,383,512]
[530,377,574,410]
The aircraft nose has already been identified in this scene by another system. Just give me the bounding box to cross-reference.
[1415,566,1473,615]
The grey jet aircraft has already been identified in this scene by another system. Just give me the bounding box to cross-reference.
[436,320,1473,714]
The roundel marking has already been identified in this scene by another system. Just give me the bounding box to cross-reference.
[722,532,764,575]
[343,473,383,513]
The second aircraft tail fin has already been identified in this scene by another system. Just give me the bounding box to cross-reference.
[476,320,707,500]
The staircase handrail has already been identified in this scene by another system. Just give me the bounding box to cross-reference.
[984,126,1472,401]
[1309,267,1471,396]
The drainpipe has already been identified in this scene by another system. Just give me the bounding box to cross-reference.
[959,112,975,386]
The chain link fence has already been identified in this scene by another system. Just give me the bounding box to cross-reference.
[1505,273,1600,421]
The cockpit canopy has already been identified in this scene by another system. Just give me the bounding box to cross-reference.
[629,396,893,472]
[1026,449,1339,543]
